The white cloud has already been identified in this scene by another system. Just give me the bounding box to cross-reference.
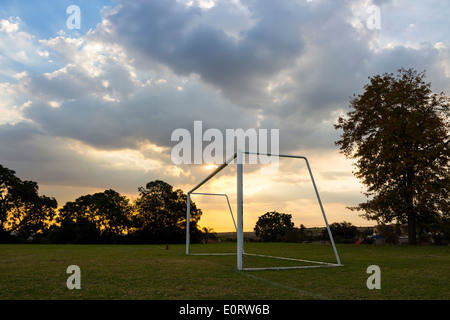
[0,18,20,33]
[12,71,28,80]
[0,17,50,81]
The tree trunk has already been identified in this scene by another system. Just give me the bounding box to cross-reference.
[405,171,417,245]
[407,212,417,245]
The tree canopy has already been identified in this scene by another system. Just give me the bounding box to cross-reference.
[335,68,449,244]
[1,163,205,244]
[0,164,57,242]
[254,211,295,242]
[133,180,203,244]
[52,189,133,243]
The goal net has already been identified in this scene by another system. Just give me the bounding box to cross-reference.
[186,151,343,271]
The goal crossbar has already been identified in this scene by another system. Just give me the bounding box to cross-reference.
[186,151,343,271]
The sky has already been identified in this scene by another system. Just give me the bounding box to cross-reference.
[1,0,449,231]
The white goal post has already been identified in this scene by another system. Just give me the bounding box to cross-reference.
[186,150,343,271]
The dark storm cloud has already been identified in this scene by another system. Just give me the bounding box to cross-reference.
[23,73,255,151]
[0,122,176,192]
[106,0,306,107]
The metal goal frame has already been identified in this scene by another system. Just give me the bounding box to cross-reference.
[186,150,343,271]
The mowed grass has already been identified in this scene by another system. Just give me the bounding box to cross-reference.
[0,243,448,300]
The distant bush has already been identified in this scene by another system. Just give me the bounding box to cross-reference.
[376,224,400,244]
[322,221,358,243]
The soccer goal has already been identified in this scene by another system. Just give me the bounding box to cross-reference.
[186,150,343,271]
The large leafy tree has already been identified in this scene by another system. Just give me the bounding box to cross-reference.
[0,164,57,241]
[56,189,133,243]
[133,180,203,243]
[335,68,449,244]
[254,211,295,242]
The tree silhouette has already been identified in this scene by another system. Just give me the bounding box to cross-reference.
[0,164,57,242]
[133,180,203,244]
[335,68,449,244]
[254,211,295,242]
[55,189,133,243]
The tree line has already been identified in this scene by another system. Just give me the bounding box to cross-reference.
[1,161,448,245]
[1,163,365,245]
[0,167,204,244]
[253,211,367,244]
[253,211,450,244]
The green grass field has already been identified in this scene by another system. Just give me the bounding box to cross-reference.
[0,243,449,300]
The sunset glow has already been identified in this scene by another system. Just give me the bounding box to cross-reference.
[0,0,448,229]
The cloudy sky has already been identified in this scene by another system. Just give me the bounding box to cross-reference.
[1,0,449,231]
